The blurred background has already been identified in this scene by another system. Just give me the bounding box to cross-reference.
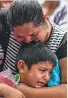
[38,0,67,28]
[0,0,13,8]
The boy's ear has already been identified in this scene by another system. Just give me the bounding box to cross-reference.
[17,60,26,73]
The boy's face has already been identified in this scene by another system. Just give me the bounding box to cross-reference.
[18,61,54,88]
[13,23,47,43]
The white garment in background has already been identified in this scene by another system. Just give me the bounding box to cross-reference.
[49,0,67,29]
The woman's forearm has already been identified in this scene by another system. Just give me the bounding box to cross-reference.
[17,84,67,98]
[0,83,25,98]
[0,83,7,96]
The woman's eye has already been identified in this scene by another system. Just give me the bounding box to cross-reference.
[32,34,36,37]
[31,33,37,37]
[31,31,39,37]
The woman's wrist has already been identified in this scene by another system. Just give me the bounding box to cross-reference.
[0,83,6,96]
[0,83,10,96]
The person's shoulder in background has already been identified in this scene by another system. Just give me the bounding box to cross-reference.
[49,0,67,27]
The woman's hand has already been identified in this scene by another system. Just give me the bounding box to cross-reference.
[0,83,25,98]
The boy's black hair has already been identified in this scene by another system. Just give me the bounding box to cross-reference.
[15,41,57,72]
[7,0,45,28]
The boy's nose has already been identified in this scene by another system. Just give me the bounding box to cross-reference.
[43,72,50,81]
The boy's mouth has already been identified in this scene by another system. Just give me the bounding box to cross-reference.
[36,81,46,87]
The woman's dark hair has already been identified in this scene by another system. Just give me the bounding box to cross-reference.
[15,41,57,72]
[7,0,45,28]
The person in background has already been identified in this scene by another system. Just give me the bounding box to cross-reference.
[0,41,60,97]
[40,0,67,29]
[0,0,13,8]
[0,0,67,98]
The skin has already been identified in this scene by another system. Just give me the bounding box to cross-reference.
[13,19,67,84]
[0,19,67,98]
[0,83,25,98]
[42,1,59,16]
[15,0,66,97]
[17,83,67,98]
[59,57,67,83]
[14,19,67,98]
[16,57,67,98]
[13,19,52,43]
[0,1,13,8]
[17,60,54,88]
[13,18,67,84]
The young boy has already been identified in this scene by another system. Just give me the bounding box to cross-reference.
[15,41,60,88]
[0,41,60,88]
[0,41,60,98]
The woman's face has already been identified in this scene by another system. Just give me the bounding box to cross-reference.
[13,23,48,43]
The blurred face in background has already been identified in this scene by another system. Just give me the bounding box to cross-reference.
[0,0,13,8]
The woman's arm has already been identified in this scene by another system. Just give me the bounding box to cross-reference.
[59,57,67,83]
[17,83,67,98]
[0,83,25,98]
[0,83,4,96]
